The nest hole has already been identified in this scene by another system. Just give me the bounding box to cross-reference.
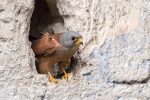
[29,0,64,35]
[29,0,78,78]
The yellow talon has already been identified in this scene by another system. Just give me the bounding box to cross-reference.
[62,68,69,81]
[48,72,58,84]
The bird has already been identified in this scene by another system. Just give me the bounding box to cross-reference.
[31,31,83,83]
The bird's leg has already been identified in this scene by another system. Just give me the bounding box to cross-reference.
[48,72,58,84]
[61,68,69,81]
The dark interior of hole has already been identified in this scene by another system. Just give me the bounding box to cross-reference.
[29,0,64,37]
[29,0,77,78]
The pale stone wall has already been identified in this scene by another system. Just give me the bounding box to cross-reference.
[0,0,150,100]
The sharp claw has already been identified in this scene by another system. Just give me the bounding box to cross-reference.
[62,74,68,80]
[61,69,69,81]
[49,77,58,84]
[48,72,58,84]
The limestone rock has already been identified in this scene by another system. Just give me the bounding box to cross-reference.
[0,0,150,99]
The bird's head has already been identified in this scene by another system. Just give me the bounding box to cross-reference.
[60,31,83,48]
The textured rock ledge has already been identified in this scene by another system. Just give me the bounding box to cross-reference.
[0,0,150,100]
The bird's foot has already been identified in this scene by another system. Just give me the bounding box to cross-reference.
[62,71,69,81]
[48,72,58,84]
[49,76,58,84]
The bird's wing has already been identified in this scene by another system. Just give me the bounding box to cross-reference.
[54,44,80,61]
[31,33,60,56]
[29,33,43,41]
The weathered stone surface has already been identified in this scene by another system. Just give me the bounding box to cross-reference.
[98,32,150,83]
[0,0,150,99]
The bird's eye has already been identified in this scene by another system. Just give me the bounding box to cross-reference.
[72,37,76,40]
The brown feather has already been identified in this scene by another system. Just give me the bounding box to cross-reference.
[31,32,62,55]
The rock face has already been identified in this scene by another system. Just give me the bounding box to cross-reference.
[0,0,150,100]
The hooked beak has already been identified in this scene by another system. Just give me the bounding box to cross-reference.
[75,37,83,45]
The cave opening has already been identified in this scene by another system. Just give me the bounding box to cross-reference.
[29,0,64,36]
[28,0,77,79]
